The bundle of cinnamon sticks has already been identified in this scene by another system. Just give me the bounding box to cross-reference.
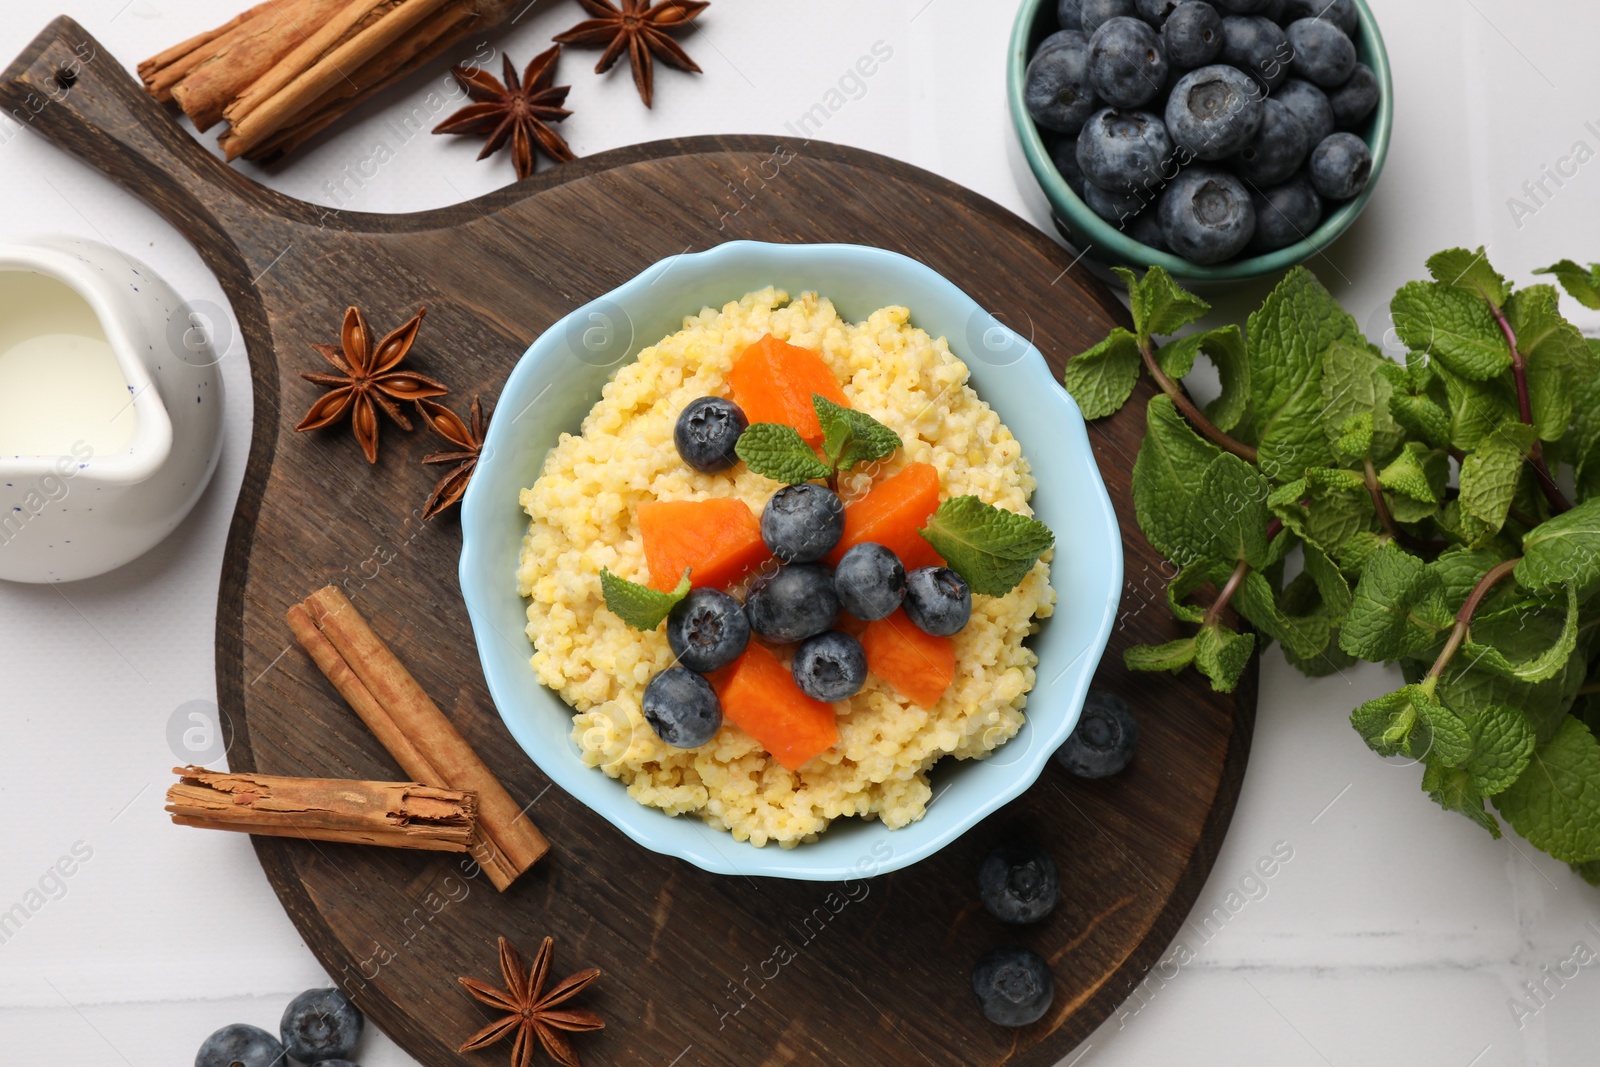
[286,585,549,889]
[140,0,521,163]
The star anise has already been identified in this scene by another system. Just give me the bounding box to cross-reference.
[433,47,577,180]
[417,394,489,520]
[458,936,604,1067]
[296,306,446,464]
[553,0,710,109]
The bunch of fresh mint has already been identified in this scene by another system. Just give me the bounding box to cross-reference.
[1065,251,1600,885]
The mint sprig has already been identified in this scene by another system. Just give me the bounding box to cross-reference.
[736,393,902,488]
[600,567,691,630]
[918,496,1054,597]
[1071,250,1600,888]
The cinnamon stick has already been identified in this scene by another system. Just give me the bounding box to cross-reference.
[167,766,477,852]
[141,0,524,163]
[288,586,549,890]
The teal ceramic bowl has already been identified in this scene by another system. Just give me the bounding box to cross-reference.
[459,241,1122,880]
[1007,0,1393,282]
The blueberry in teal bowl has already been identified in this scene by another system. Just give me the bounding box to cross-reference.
[1009,0,1392,280]
[459,242,1122,881]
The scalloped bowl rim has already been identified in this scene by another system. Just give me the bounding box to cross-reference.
[458,240,1123,880]
[1006,0,1394,282]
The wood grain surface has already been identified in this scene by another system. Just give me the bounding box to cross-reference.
[3,17,1256,1067]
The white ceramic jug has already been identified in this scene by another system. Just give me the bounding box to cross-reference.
[0,235,223,582]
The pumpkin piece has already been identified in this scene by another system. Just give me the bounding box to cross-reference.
[710,643,840,771]
[727,333,850,444]
[637,498,772,592]
[861,608,955,708]
[825,462,944,572]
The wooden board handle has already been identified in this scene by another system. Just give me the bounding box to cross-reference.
[0,17,285,242]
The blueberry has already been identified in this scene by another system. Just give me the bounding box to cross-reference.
[1024,33,1100,135]
[1328,62,1379,128]
[903,567,972,636]
[1083,180,1150,225]
[666,587,750,672]
[1161,2,1223,68]
[1209,0,1272,11]
[642,666,723,747]
[1056,689,1139,777]
[1079,0,1137,33]
[1220,14,1291,89]
[281,988,362,1064]
[1133,0,1181,26]
[1035,28,1085,61]
[1247,173,1323,253]
[1230,97,1308,186]
[1158,165,1256,264]
[1308,131,1371,200]
[792,630,868,701]
[1087,17,1168,108]
[1076,108,1173,194]
[1283,0,1357,35]
[196,1024,287,1067]
[978,843,1061,924]
[746,563,840,642]
[1057,0,1083,29]
[761,483,844,563]
[1164,65,1263,160]
[834,542,906,621]
[673,397,747,473]
[1128,207,1171,249]
[971,946,1055,1027]
[1050,136,1088,196]
[1258,0,1286,20]
[1285,17,1355,87]
[1274,77,1334,144]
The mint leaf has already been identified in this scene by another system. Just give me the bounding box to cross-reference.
[1534,259,1600,310]
[735,422,831,484]
[1388,389,1452,450]
[1193,623,1255,693]
[1158,325,1251,433]
[1427,247,1509,309]
[1493,716,1600,863]
[1377,441,1443,504]
[1132,395,1223,564]
[814,394,901,474]
[1572,860,1600,886]
[919,496,1054,597]
[1187,454,1272,567]
[1118,265,1210,343]
[1513,283,1595,442]
[1279,547,1358,678]
[1248,268,1354,481]
[1421,762,1502,838]
[1339,543,1450,661]
[1434,648,1588,748]
[1437,366,1518,452]
[1322,339,1404,462]
[1516,498,1600,592]
[1458,420,1533,534]
[1459,703,1536,797]
[1063,329,1143,419]
[1351,683,1470,764]
[1125,637,1197,674]
[1428,547,1517,614]
[1332,412,1375,464]
[600,567,691,630]
[1269,469,1374,559]
[1232,569,1333,660]
[1391,280,1512,381]
[1461,586,1580,685]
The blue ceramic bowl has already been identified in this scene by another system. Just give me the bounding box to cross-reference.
[459,241,1123,880]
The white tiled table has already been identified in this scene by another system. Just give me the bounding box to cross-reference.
[1,1,1597,1063]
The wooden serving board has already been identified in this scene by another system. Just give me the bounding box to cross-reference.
[4,18,1255,1067]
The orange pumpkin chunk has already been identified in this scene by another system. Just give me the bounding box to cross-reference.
[727,334,850,444]
[637,498,772,592]
[711,643,840,771]
[861,609,956,708]
[826,462,945,572]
